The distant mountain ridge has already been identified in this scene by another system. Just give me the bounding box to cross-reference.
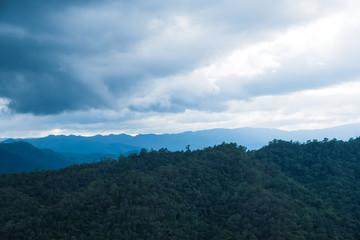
[3,123,360,155]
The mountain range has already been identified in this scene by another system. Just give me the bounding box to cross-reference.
[3,123,360,155]
[2,123,360,174]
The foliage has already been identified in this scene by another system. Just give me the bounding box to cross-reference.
[1,140,360,239]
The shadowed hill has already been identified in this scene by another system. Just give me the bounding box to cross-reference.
[0,142,108,173]
[0,142,73,173]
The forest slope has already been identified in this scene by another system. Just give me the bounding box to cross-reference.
[0,142,107,173]
[1,140,360,239]
[0,142,71,173]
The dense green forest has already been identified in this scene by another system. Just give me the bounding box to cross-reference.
[1,138,360,239]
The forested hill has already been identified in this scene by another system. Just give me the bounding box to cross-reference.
[0,142,71,173]
[0,142,108,173]
[1,139,360,239]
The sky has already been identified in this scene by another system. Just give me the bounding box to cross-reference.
[1,0,360,138]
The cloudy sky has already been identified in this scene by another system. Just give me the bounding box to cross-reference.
[1,0,360,138]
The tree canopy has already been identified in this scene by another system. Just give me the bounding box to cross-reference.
[1,139,360,239]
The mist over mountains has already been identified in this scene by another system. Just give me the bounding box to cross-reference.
[3,124,360,155]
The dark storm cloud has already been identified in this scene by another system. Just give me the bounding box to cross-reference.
[0,24,108,114]
[0,71,105,115]
[0,0,195,114]
[0,0,111,114]
[0,0,349,115]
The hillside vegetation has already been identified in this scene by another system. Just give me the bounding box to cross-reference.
[1,139,360,239]
[0,142,71,173]
[0,142,108,173]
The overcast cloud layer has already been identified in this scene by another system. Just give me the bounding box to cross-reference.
[1,0,360,138]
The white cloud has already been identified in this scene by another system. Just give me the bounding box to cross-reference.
[0,98,10,113]
[125,10,348,111]
[0,24,27,38]
[226,80,360,130]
